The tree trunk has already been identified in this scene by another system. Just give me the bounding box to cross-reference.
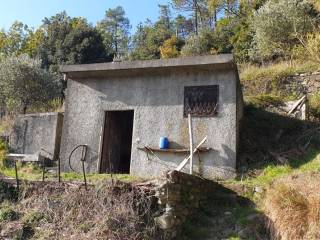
[23,105,27,114]
[214,9,217,27]
[193,0,198,35]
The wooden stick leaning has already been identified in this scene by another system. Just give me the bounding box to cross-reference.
[188,114,194,174]
[176,136,207,171]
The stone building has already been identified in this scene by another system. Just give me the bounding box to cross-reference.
[60,54,243,180]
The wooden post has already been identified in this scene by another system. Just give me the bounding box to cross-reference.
[176,136,207,171]
[188,114,194,174]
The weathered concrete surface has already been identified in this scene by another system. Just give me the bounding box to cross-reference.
[10,112,64,160]
[60,55,242,180]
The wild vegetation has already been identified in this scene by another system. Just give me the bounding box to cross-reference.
[0,0,320,239]
[0,0,319,114]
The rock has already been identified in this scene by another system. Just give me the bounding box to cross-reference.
[246,213,261,222]
[254,186,263,193]
[154,211,176,230]
[224,211,232,216]
[238,227,251,238]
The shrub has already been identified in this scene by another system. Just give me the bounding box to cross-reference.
[181,28,215,57]
[0,203,18,222]
[159,36,183,59]
[22,210,44,227]
[251,0,317,61]
[0,140,7,169]
[304,31,320,63]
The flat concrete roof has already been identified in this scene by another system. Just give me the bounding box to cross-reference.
[60,54,235,76]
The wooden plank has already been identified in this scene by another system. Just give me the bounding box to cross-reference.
[176,136,207,171]
[137,147,211,153]
[288,95,306,114]
[7,153,40,162]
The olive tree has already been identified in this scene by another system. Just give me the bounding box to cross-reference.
[251,0,318,61]
[0,55,61,114]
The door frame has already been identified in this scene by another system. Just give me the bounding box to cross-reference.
[97,109,134,174]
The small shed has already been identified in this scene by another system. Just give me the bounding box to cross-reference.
[60,55,243,180]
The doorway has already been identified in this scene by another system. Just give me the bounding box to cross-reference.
[100,110,134,174]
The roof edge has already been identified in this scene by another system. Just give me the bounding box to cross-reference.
[60,54,234,73]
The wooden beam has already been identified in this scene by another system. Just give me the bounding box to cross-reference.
[176,136,207,171]
[188,114,194,175]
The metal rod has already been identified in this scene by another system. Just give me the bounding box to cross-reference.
[81,146,87,190]
[14,161,19,191]
[58,157,61,183]
[188,114,194,175]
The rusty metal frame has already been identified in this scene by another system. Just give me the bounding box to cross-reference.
[183,85,219,117]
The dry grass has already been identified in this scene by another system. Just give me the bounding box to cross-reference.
[0,180,162,240]
[264,173,320,240]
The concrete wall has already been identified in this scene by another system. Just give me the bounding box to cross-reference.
[60,68,240,180]
[10,112,64,160]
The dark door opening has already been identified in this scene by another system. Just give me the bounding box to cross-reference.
[100,110,134,174]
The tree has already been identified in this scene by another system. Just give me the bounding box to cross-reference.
[174,15,194,39]
[0,21,31,56]
[158,5,172,30]
[0,55,61,114]
[160,36,184,58]
[38,12,108,72]
[181,28,216,56]
[23,28,45,58]
[251,0,318,61]
[97,6,131,57]
[172,0,208,34]
[130,5,174,60]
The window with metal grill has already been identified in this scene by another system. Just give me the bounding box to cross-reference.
[184,85,219,117]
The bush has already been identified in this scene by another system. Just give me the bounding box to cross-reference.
[251,0,317,61]
[181,28,215,57]
[0,140,8,169]
[0,203,18,222]
[304,31,320,63]
[22,210,44,227]
[159,36,183,59]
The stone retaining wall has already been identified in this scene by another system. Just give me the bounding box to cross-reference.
[154,170,225,239]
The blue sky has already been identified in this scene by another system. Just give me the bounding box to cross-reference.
[0,0,171,32]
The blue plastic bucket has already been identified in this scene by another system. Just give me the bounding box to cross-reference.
[159,137,169,149]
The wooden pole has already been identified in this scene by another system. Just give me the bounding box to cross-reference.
[176,136,207,171]
[188,114,194,175]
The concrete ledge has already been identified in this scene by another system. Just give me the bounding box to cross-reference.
[60,54,234,74]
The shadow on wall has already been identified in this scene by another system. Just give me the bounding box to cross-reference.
[238,105,320,174]
[181,181,270,239]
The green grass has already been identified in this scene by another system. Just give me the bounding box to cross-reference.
[229,149,320,198]
[244,94,285,109]
[0,163,140,183]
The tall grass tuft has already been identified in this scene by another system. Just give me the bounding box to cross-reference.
[265,174,320,239]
